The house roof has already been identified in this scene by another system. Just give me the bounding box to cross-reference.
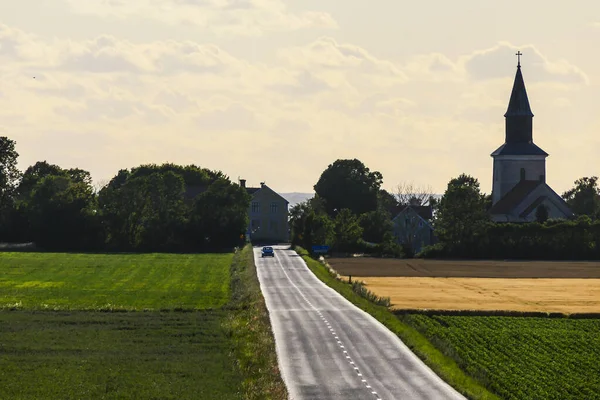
[491,142,548,157]
[394,205,433,221]
[519,195,548,218]
[504,65,534,118]
[247,184,289,203]
[489,180,542,215]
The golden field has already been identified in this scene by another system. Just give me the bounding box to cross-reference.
[326,257,600,313]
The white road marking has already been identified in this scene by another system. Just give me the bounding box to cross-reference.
[273,253,383,400]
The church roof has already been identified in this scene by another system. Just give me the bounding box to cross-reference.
[489,180,542,215]
[491,142,548,156]
[504,66,534,118]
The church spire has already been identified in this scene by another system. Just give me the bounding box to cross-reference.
[504,52,533,118]
[504,52,534,143]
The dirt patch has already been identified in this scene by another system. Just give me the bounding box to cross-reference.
[357,277,600,313]
[327,257,600,278]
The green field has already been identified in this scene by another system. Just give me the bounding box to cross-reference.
[402,314,600,400]
[0,249,287,399]
[0,252,231,310]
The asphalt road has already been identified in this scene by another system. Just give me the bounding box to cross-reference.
[255,246,466,400]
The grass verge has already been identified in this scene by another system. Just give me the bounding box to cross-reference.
[225,244,288,400]
[295,246,498,400]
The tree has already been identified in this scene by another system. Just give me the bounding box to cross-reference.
[26,174,100,250]
[359,209,393,243]
[18,161,65,198]
[377,189,399,216]
[395,182,434,206]
[333,209,363,253]
[434,174,489,249]
[314,159,383,217]
[190,177,250,250]
[0,137,21,241]
[562,177,600,219]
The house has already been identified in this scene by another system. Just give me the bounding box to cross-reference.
[240,179,289,243]
[392,204,435,254]
[489,56,573,222]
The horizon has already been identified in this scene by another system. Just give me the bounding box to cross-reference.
[1,1,598,195]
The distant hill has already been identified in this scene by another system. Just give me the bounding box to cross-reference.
[279,193,314,208]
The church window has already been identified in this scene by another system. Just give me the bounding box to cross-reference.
[520,168,526,181]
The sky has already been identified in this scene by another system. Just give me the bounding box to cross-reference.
[1,1,599,195]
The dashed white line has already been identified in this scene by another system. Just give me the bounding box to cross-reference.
[271,251,383,400]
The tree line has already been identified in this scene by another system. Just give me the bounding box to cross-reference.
[0,137,249,252]
[291,158,600,260]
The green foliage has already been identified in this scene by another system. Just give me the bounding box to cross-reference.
[0,137,21,241]
[0,311,244,400]
[421,217,600,260]
[434,174,489,251]
[562,176,600,219]
[314,159,383,216]
[0,252,232,310]
[333,208,363,252]
[295,247,497,400]
[359,209,393,243]
[402,314,600,400]
[98,164,249,252]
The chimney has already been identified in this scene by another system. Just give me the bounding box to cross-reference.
[239,179,246,188]
[260,181,265,188]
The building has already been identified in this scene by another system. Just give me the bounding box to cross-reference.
[240,179,289,243]
[392,204,435,254]
[489,56,573,222]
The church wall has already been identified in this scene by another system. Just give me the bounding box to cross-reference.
[492,156,546,204]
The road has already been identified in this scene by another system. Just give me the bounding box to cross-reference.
[255,246,466,400]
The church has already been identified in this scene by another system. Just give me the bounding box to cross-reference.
[488,54,573,222]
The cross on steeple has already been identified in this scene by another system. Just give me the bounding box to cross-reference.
[516,51,522,67]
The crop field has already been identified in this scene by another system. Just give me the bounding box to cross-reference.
[0,252,232,310]
[401,314,600,400]
[0,311,242,399]
[0,251,255,399]
[327,257,600,278]
[358,277,600,313]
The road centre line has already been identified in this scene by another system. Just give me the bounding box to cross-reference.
[271,250,383,400]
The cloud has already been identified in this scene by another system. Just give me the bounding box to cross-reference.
[63,0,338,36]
[463,42,589,84]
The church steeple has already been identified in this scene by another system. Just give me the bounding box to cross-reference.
[504,53,534,143]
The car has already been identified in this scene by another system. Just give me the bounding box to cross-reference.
[261,246,275,257]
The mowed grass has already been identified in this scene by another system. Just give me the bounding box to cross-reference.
[0,310,242,400]
[0,250,287,399]
[402,314,600,400]
[0,252,232,310]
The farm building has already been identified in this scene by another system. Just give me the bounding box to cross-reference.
[240,179,289,243]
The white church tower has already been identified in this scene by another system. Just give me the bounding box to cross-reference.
[489,53,572,222]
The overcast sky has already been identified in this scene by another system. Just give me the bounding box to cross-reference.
[1,1,598,194]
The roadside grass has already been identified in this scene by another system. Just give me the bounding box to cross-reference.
[0,310,242,400]
[0,252,231,310]
[295,246,498,400]
[0,247,286,399]
[225,245,288,400]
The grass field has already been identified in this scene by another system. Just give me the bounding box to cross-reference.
[0,249,287,399]
[357,277,600,313]
[401,314,600,400]
[0,253,231,310]
[327,257,600,278]
[0,311,242,400]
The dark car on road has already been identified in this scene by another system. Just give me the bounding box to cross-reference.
[261,246,275,257]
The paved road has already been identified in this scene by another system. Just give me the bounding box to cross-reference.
[255,246,466,400]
